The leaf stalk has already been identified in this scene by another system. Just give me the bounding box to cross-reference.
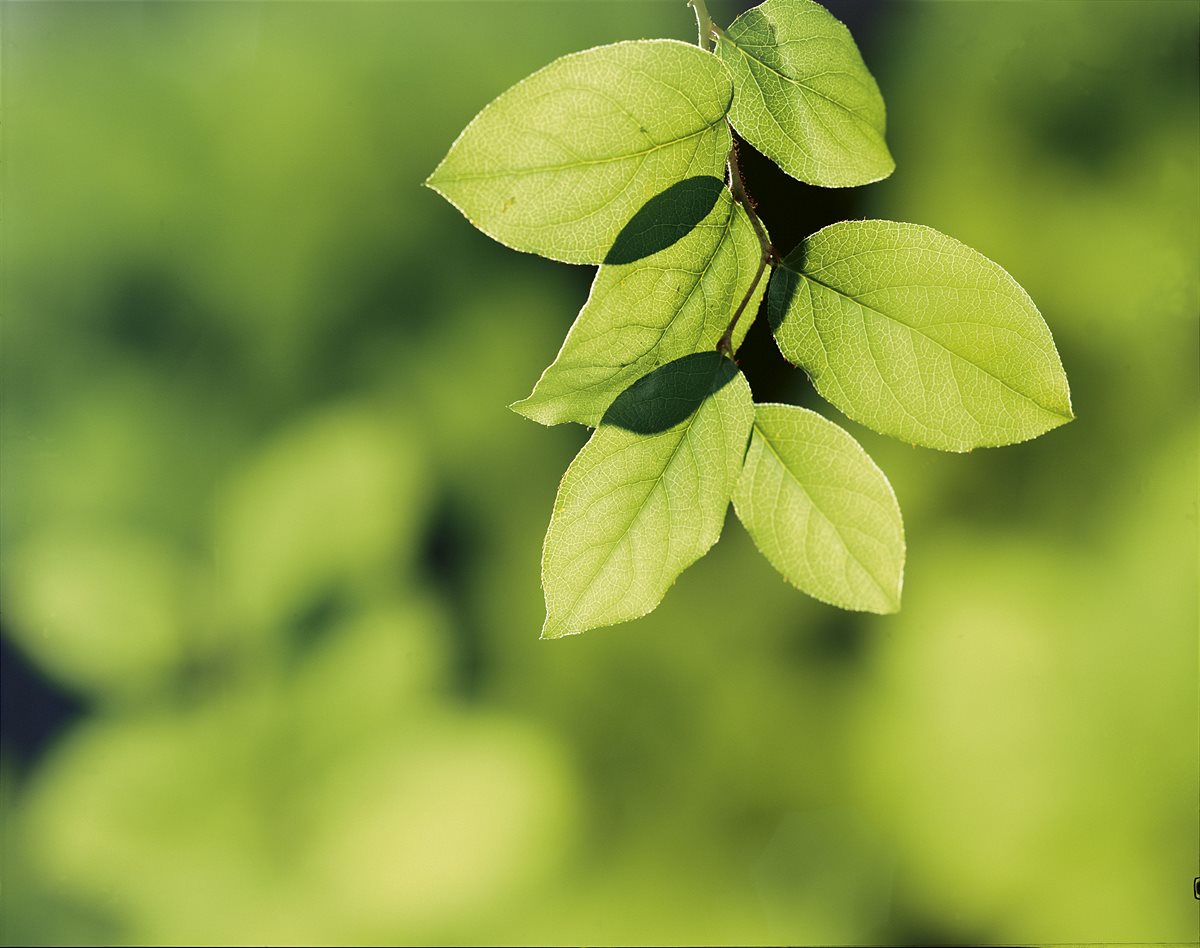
[687,0,714,50]
[717,134,777,358]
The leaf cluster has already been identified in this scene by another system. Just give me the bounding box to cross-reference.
[427,0,1072,636]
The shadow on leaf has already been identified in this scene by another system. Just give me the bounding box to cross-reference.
[600,351,738,434]
[604,175,725,265]
[766,249,803,344]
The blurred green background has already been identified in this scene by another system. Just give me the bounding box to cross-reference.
[1,1,1196,945]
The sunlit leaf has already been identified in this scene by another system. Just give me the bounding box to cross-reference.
[715,0,892,187]
[733,403,904,613]
[541,353,753,636]
[426,40,733,264]
[512,184,766,426]
[770,220,1073,451]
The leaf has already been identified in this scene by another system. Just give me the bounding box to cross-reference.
[511,182,767,427]
[1,530,192,697]
[425,40,734,264]
[541,352,753,637]
[769,220,1073,451]
[733,403,904,613]
[715,0,893,187]
[212,403,429,649]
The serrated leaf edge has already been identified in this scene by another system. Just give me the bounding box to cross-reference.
[510,190,755,428]
[773,220,1075,452]
[539,362,751,638]
[424,38,735,266]
[716,0,894,188]
[734,402,905,614]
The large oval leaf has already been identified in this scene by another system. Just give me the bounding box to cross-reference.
[770,220,1073,451]
[733,403,904,613]
[511,183,766,427]
[541,353,753,637]
[426,40,733,264]
[715,0,892,187]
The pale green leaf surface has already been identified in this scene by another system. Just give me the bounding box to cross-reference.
[770,220,1073,452]
[541,353,753,637]
[512,186,766,427]
[426,40,733,264]
[715,0,892,187]
[733,403,904,613]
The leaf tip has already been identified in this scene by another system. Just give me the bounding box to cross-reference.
[1046,380,1075,424]
[851,149,896,187]
[878,150,897,182]
[859,574,902,615]
[423,162,451,195]
[509,394,592,428]
[507,396,550,425]
[539,614,578,640]
[1040,400,1075,433]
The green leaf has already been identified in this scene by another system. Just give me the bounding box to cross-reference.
[769,220,1073,452]
[733,403,904,613]
[511,182,767,427]
[1,530,192,697]
[426,40,733,264]
[715,0,893,187]
[541,352,753,637]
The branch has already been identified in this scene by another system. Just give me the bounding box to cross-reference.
[717,134,778,358]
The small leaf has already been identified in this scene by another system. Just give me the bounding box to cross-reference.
[733,403,904,613]
[770,220,1073,451]
[715,0,893,187]
[426,40,733,264]
[541,352,754,637]
[512,183,767,427]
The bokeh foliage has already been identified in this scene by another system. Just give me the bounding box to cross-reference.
[1,2,1196,945]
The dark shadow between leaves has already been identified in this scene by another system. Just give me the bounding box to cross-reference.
[600,351,737,434]
[604,175,725,265]
[766,246,803,340]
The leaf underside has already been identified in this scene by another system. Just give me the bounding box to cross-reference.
[426,39,733,265]
[716,0,893,187]
[733,403,904,613]
[541,353,754,637]
[769,220,1073,452]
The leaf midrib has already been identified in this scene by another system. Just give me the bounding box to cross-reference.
[551,379,718,632]
[431,121,724,184]
[790,267,1070,419]
[724,33,879,134]
[525,198,740,421]
[750,420,894,606]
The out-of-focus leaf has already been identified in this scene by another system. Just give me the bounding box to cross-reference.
[305,717,576,933]
[212,403,427,635]
[289,597,453,742]
[1,530,192,696]
[23,695,575,944]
